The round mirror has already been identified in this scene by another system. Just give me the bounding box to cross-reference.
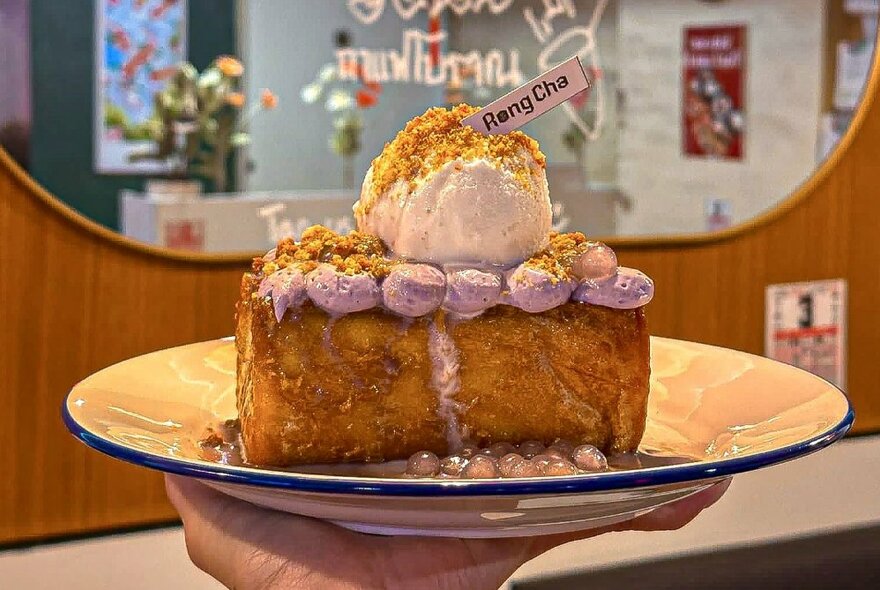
[1,0,876,252]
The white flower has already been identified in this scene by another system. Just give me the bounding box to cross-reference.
[197,67,221,88]
[318,63,338,83]
[325,89,354,112]
[300,82,323,104]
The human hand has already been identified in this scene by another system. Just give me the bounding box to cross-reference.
[166,475,729,590]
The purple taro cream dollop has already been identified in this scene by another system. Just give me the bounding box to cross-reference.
[306,263,382,314]
[505,265,575,313]
[255,231,653,318]
[258,267,307,322]
[382,264,446,318]
[443,269,503,315]
[573,267,654,309]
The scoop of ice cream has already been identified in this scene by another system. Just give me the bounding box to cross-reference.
[572,267,654,309]
[505,264,575,313]
[258,267,307,322]
[353,105,551,266]
[382,263,446,317]
[443,268,503,315]
[306,264,381,314]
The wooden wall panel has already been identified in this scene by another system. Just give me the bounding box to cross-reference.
[0,165,246,544]
[2,45,879,547]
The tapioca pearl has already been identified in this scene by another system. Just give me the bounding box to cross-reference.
[517,440,545,459]
[572,445,609,472]
[444,269,503,314]
[487,442,517,458]
[505,265,575,313]
[549,439,576,460]
[498,453,523,478]
[543,448,568,460]
[571,242,618,282]
[458,444,480,459]
[508,458,542,478]
[406,451,441,477]
[461,455,501,479]
[440,455,467,476]
[543,459,579,477]
[382,264,445,318]
[532,454,554,472]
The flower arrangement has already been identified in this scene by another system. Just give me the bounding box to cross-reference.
[301,63,381,189]
[130,55,277,193]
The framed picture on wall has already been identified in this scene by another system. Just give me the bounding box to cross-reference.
[94,0,188,174]
[765,279,847,389]
[682,24,746,160]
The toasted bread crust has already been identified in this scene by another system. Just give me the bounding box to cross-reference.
[236,274,649,466]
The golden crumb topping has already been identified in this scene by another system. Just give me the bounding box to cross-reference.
[524,232,594,281]
[361,104,546,212]
[253,225,392,277]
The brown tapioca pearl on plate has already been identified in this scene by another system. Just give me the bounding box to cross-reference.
[508,458,542,478]
[487,442,517,458]
[405,451,441,477]
[543,459,579,477]
[440,455,468,476]
[458,444,481,459]
[517,440,545,459]
[543,447,569,461]
[572,445,609,472]
[497,453,523,477]
[531,454,554,472]
[548,439,576,459]
[461,455,501,479]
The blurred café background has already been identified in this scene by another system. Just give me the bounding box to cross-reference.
[1,0,879,588]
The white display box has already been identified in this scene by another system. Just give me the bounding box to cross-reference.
[119,189,357,253]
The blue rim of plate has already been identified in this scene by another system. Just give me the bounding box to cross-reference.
[62,393,854,497]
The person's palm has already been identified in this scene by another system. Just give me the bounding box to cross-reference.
[166,475,728,589]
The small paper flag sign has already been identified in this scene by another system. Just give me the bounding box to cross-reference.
[461,56,591,135]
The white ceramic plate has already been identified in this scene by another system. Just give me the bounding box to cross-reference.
[63,337,852,538]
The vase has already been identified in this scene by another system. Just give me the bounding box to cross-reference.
[342,155,356,191]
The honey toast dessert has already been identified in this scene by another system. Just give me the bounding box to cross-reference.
[236,105,653,467]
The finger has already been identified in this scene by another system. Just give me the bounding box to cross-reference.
[528,477,731,555]
[164,475,374,589]
[626,478,731,532]
[165,475,259,587]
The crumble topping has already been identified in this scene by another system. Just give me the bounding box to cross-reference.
[524,232,594,282]
[361,104,546,212]
[254,228,603,284]
[253,225,391,277]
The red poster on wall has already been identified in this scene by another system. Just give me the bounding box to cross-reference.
[683,25,746,160]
